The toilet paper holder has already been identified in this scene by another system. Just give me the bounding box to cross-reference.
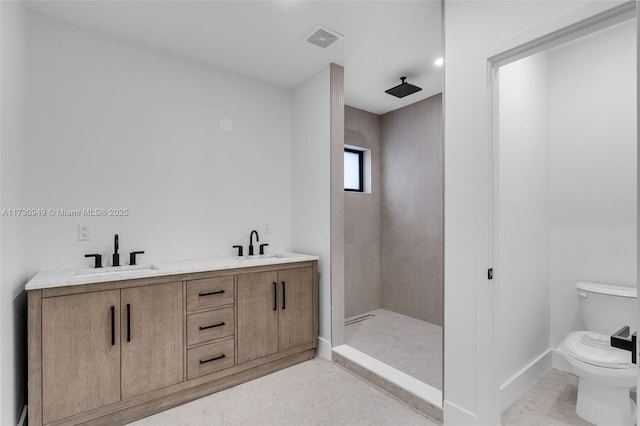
[610,325,637,364]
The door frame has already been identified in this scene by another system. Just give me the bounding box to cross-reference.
[487,1,637,420]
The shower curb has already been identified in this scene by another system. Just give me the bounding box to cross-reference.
[332,348,443,423]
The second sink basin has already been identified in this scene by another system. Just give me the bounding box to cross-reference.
[75,264,158,277]
[236,254,289,261]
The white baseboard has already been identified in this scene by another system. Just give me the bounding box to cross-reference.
[500,349,552,411]
[316,336,332,360]
[17,405,27,426]
[443,399,478,425]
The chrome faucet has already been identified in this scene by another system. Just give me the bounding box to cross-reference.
[248,230,259,256]
[112,234,120,267]
[85,253,102,268]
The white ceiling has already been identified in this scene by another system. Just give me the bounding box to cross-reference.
[26,0,442,115]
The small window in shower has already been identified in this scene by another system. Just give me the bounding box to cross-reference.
[344,148,364,192]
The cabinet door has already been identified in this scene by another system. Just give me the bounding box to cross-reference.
[237,271,279,364]
[42,290,121,424]
[121,282,183,399]
[278,267,314,351]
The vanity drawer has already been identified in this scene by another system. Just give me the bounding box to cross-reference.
[187,339,235,380]
[187,307,234,345]
[187,276,234,311]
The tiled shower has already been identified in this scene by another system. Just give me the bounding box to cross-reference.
[343,94,444,389]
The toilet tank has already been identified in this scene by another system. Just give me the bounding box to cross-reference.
[577,282,637,335]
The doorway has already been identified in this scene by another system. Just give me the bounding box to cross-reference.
[489,3,637,423]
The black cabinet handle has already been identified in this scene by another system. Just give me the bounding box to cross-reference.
[282,281,286,310]
[199,322,225,330]
[126,303,131,342]
[199,290,225,297]
[111,306,115,346]
[273,282,277,310]
[199,354,226,365]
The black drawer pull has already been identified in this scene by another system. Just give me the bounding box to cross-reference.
[199,354,226,365]
[282,281,286,310]
[110,306,115,346]
[126,303,131,342]
[199,322,225,330]
[199,290,225,297]
[273,282,277,310]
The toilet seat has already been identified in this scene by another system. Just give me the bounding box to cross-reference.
[559,340,637,426]
[563,331,635,369]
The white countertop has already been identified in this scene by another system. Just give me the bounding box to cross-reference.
[25,252,318,290]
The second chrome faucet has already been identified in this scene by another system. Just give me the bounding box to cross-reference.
[233,230,268,257]
[248,230,259,256]
[84,233,145,268]
[113,234,120,267]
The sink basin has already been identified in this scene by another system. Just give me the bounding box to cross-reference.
[75,264,158,277]
[236,254,289,261]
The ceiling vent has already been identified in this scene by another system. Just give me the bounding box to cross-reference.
[305,26,344,49]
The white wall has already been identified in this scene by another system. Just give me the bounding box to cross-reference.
[443,1,623,423]
[1,11,297,422]
[291,67,332,356]
[1,1,29,424]
[498,52,551,408]
[548,21,637,347]
[25,12,293,274]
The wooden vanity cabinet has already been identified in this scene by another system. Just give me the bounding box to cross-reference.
[41,290,121,424]
[28,260,317,426]
[120,282,184,399]
[39,282,183,424]
[237,266,314,364]
[184,275,236,381]
[237,271,279,363]
[278,267,314,351]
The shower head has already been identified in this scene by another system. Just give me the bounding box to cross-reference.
[385,77,422,99]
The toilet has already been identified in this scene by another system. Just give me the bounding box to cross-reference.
[558,282,637,426]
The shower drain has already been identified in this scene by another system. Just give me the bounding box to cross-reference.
[344,314,375,326]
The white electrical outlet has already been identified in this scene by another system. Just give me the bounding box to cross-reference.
[78,224,91,241]
[263,223,271,234]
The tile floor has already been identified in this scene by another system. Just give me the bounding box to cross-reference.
[128,347,611,426]
[502,368,593,425]
[129,358,437,426]
[344,309,443,390]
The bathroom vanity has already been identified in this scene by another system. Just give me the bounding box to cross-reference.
[26,253,318,426]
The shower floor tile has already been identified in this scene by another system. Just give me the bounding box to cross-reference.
[344,308,442,390]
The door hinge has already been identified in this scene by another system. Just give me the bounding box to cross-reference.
[488,268,493,280]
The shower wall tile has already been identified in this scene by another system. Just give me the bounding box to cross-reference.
[380,94,443,326]
[344,106,382,317]
[345,240,382,317]
[344,96,443,323]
